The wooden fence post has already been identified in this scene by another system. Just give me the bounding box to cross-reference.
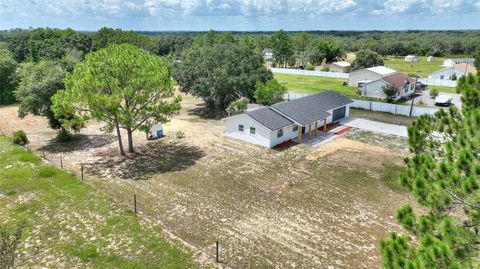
[81,164,84,181]
[60,155,63,169]
[134,194,137,214]
[216,241,219,263]
[42,150,46,159]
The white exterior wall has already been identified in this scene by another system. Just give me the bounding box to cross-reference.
[429,68,466,80]
[360,80,415,100]
[443,59,455,67]
[348,70,383,87]
[269,124,299,147]
[224,114,273,148]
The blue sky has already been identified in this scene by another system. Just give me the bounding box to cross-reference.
[1,0,479,31]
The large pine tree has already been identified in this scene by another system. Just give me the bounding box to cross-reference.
[381,73,480,268]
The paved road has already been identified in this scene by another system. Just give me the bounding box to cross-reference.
[340,118,408,137]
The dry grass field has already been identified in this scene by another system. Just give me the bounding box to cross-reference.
[0,95,413,268]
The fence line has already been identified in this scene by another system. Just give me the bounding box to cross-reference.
[270,68,349,79]
[418,78,457,87]
[284,92,439,117]
[271,68,457,88]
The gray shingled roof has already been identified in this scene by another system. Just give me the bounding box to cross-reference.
[272,91,353,125]
[246,107,293,131]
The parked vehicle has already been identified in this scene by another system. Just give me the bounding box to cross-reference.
[435,95,453,107]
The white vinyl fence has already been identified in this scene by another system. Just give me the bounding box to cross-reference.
[270,68,349,79]
[419,78,457,88]
[350,99,439,117]
[284,93,439,117]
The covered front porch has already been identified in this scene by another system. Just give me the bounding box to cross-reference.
[295,118,329,144]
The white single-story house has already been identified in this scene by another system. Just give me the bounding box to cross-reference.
[348,66,397,87]
[358,73,415,101]
[429,63,477,80]
[405,55,419,62]
[330,61,352,73]
[223,91,353,148]
[443,58,475,67]
[427,56,436,62]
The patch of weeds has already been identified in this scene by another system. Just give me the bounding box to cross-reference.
[175,131,186,139]
[6,190,17,196]
[76,245,99,263]
[381,163,407,193]
[18,153,41,165]
[38,166,57,178]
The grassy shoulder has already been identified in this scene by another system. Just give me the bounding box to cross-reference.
[0,137,197,268]
[428,85,458,94]
[383,56,445,77]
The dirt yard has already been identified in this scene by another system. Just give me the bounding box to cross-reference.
[0,96,413,268]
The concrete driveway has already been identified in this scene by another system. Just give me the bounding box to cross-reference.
[340,118,408,137]
[405,90,462,109]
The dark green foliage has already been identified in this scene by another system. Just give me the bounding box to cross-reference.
[382,84,399,103]
[254,79,287,106]
[174,35,272,109]
[474,51,480,71]
[92,27,153,52]
[12,130,28,146]
[381,74,480,268]
[270,30,294,67]
[0,222,25,269]
[352,49,384,69]
[14,61,65,130]
[228,97,249,114]
[310,40,341,65]
[0,49,17,104]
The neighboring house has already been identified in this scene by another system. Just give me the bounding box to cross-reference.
[223,91,353,148]
[358,73,416,101]
[427,56,436,62]
[443,58,475,67]
[348,66,397,87]
[429,63,478,80]
[263,48,274,62]
[330,61,352,73]
[405,55,419,62]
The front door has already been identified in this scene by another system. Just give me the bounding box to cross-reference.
[301,127,306,134]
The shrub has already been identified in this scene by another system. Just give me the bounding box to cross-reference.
[429,88,439,99]
[228,97,249,114]
[0,222,25,269]
[305,63,314,70]
[56,129,72,142]
[12,130,28,146]
[175,131,185,139]
[451,73,457,80]
[342,81,348,86]
[321,66,330,72]
[39,166,57,178]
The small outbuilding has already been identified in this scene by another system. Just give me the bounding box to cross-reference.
[426,56,436,62]
[429,63,477,80]
[148,124,164,140]
[330,61,352,73]
[405,55,419,62]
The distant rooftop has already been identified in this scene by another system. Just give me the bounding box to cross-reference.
[332,61,351,67]
[367,66,397,76]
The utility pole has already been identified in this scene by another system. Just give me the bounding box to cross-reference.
[409,76,418,117]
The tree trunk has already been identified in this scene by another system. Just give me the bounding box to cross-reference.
[115,120,125,156]
[127,127,134,153]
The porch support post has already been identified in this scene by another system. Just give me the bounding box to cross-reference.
[308,124,312,139]
[323,118,327,132]
[298,126,302,144]
[315,122,318,136]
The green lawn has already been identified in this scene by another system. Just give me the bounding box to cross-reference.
[274,73,358,98]
[0,137,197,268]
[427,85,458,94]
[383,56,445,77]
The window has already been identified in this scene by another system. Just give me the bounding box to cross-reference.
[277,128,283,138]
[250,127,256,135]
[293,126,298,132]
[238,124,244,132]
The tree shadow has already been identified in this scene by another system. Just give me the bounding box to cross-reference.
[38,134,117,153]
[85,140,205,180]
[187,104,226,120]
